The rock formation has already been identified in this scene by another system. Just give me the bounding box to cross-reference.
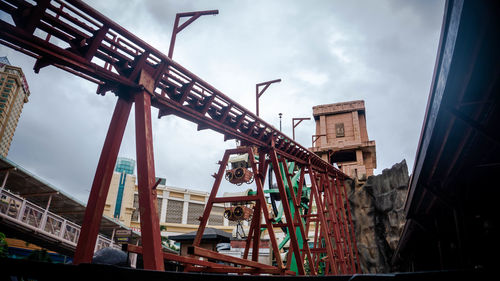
[347,160,409,273]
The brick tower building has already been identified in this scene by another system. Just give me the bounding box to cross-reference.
[311,100,376,180]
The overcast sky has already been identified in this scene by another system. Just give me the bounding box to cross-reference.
[1,0,445,203]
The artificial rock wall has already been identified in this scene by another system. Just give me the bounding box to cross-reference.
[347,160,409,273]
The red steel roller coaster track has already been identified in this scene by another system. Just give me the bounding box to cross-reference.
[0,0,360,274]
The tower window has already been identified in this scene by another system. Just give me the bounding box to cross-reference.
[335,123,345,137]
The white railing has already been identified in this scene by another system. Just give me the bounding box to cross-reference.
[0,188,120,253]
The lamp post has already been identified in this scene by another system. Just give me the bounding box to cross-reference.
[279,113,283,131]
[292,117,311,140]
[256,79,281,116]
[168,10,219,59]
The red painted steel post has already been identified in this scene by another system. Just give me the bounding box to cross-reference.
[242,203,258,260]
[250,149,266,262]
[74,97,133,264]
[135,71,164,271]
[192,150,231,247]
[168,14,181,58]
[251,201,261,262]
[247,148,285,271]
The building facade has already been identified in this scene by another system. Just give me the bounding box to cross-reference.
[311,100,376,180]
[104,157,234,236]
[0,57,30,157]
[129,184,233,236]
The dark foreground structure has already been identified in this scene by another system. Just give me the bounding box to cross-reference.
[0,258,489,281]
[393,0,500,272]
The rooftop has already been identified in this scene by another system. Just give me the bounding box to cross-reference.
[313,100,365,117]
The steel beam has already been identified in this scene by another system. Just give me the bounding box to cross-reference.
[134,71,164,271]
[74,97,132,265]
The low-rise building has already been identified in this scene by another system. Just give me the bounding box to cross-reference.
[129,184,233,236]
[104,157,233,236]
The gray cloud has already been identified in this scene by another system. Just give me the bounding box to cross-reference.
[1,0,445,202]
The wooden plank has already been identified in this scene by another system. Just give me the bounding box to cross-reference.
[126,244,227,268]
[188,246,276,269]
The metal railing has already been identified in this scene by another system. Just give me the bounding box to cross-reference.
[0,188,118,253]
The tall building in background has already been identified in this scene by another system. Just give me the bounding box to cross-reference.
[0,56,30,157]
[311,100,376,180]
[113,157,135,219]
[103,157,136,225]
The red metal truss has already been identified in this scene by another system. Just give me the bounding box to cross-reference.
[185,147,360,275]
[190,147,291,275]
[0,0,340,176]
[305,170,361,274]
[0,0,360,274]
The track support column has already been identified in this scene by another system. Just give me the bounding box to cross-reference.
[74,96,132,264]
[135,71,164,271]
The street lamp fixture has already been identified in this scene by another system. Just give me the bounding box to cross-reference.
[279,113,283,131]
